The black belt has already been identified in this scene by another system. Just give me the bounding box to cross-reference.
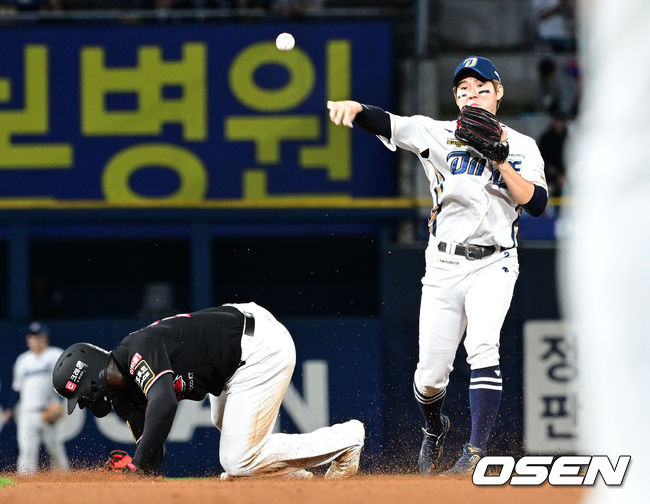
[243,312,255,337]
[438,241,498,260]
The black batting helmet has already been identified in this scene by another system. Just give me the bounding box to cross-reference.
[52,342,112,417]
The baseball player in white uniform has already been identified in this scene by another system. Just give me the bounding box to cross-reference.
[327,56,547,476]
[5,322,69,474]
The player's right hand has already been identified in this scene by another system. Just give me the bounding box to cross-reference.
[104,449,138,474]
[327,100,363,128]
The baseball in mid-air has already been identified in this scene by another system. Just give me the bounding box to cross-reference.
[275,32,295,52]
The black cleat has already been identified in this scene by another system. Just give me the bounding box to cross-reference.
[442,443,484,478]
[418,414,450,476]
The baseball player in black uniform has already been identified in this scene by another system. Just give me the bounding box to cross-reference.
[52,302,365,478]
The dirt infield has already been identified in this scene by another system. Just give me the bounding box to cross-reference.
[0,471,587,504]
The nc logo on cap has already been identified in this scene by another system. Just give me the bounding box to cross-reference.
[65,381,77,391]
[463,57,478,68]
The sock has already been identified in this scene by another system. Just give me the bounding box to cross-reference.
[469,365,502,452]
[413,381,446,436]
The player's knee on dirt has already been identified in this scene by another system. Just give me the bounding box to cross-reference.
[219,439,260,477]
[219,450,255,477]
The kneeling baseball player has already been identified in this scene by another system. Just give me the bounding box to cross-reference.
[52,302,364,478]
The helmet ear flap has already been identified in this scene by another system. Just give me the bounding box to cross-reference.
[97,367,108,395]
[89,396,112,418]
[85,367,111,417]
[90,368,108,397]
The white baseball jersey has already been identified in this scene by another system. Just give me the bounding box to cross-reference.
[374,112,547,393]
[379,114,547,247]
[12,347,63,411]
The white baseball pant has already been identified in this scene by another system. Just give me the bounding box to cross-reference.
[210,302,364,477]
[16,409,69,473]
[414,238,519,396]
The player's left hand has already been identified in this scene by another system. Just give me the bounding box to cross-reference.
[42,402,65,425]
[455,105,509,163]
[104,450,138,474]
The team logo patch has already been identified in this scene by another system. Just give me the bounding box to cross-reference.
[129,353,143,376]
[447,139,463,147]
[65,381,77,391]
[463,57,478,68]
[173,375,186,401]
[68,360,87,384]
[133,359,154,392]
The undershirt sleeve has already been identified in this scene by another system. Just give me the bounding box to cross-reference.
[131,373,177,474]
[523,184,548,217]
[354,104,391,138]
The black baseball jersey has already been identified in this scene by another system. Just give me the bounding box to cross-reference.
[110,305,246,443]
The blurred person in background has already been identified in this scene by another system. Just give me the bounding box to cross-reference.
[536,56,581,119]
[536,57,563,115]
[538,111,569,198]
[531,0,577,52]
[3,322,69,474]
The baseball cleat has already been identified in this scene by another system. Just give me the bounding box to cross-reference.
[219,469,314,480]
[418,414,450,476]
[325,420,365,479]
[442,443,484,478]
[284,469,314,480]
